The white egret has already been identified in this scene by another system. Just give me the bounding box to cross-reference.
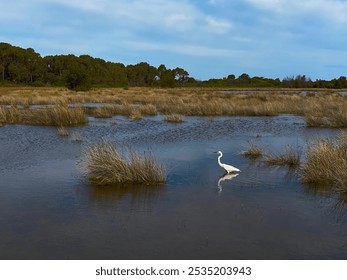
[216,151,240,173]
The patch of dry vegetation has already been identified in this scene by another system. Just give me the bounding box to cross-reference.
[21,105,87,126]
[1,87,347,127]
[241,141,263,159]
[164,114,185,123]
[265,145,301,167]
[82,141,166,185]
[1,98,87,127]
[305,102,347,128]
[301,133,347,192]
[57,126,69,136]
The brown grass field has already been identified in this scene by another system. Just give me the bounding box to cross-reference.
[2,87,347,189]
[0,87,347,127]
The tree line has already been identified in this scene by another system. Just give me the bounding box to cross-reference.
[1,42,346,90]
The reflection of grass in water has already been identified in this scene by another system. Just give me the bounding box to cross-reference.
[82,141,166,185]
[89,183,164,206]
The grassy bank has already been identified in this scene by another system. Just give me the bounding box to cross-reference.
[1,87,347,127]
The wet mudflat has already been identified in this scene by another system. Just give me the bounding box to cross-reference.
[0,115,346,259]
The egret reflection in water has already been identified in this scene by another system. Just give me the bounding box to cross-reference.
[217,173,239,194]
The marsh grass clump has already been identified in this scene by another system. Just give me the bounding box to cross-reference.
[265,145,301,167]
[71,132,82,142]
[22,105,87,126]
[301,133,347,191]
[57,126,69,136]
[241,141,263,159]
[0,106,21,124]
[164,114,185,123]
[129,108,143,120]
[92,106,115,118]
[139,104,157,116]
[83,141,166,185]
[305,110,347,128]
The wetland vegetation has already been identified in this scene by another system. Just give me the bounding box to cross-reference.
[1,87,347,127]
[1,88,347,259]
[1,42,347,259]
[82,140,166,185]
[1,87,347,189]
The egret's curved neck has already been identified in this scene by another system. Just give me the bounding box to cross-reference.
[218,154,223,166]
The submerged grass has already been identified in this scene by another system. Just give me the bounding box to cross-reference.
[82,141,166,185]
[301,133,347,192]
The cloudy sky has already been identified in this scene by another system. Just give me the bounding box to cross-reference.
[1,0,347,80]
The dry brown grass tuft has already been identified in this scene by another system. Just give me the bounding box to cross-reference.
[164,114,185,123]
[265,145,301,167]
[301,133,347,191]
[305,109,347,128]
[241,142,263,159]
[129,108,143,120]
[57,126,69,136]
[21,105,87,126]
[0,106,21,124]
[139,104,157,116]
[82,141,166,185]
[92,106,115,118]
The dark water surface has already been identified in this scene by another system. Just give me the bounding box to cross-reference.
[1,115,347,259]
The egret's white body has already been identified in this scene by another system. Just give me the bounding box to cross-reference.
[217,151,240,173]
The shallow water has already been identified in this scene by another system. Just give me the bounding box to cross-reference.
[0,115,347,259]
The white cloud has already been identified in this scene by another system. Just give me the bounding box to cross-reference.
[245,0,347,23]
[205,16,233,33]
[43,0,236,34]
[122,39,243,57]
